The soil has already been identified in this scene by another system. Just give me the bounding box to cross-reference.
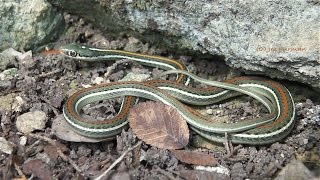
[0,14,319,180]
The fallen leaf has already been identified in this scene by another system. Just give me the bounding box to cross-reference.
[171,149,218,166]
[22,159,52,180]
[128,101,189,149]
[44,142,67,163]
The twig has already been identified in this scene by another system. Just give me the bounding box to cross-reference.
[25,139,41,154]
[223,145,243,159]
[37,69,62,78]
[104,59,133,78]
[94,141,142,180]
[14,163,26,179]
[223,132,233,157]
[27,133,82,173]
[156,167,177,180]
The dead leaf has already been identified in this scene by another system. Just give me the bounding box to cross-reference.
[22,159,52,180]
[128,101,189,150]
[44,143,67,163]
[171,149,218,166]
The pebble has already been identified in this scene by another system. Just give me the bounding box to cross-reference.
[206,109,213,115]
[0,48,19,71]
[0,94,15,112]
[16,110,47,134]
[92,76,104,84]
[0,137,13,154]
[275,160,315,180]
[52,115,112,142]
[120,72,150,82]
[82,84,92,88]
[12,96,25,112]
[19,136,28,146]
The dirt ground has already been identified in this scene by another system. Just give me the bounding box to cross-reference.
[0,14,319,180]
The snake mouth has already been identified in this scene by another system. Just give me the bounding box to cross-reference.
[40,49,61,55]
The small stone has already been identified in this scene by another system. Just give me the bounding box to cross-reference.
[120,72,150,82]
[52,115,113,142]
[19,136,28,146]
[0,48,18,70]
[0,137,13,154]
[123,37,143,52]
[206,109,213,115]
[16,110,47,134]
[82,84,92,88]
[2,68,18,77]
[92,76,104,84]
[0,80,11,90]
[0,93,15,112]
[77,145,92,157]
[230,162,247,179]
[275,160,315,180]
[12,96,26,112]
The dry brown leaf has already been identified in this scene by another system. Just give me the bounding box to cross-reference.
[22,159,52,180]
[171,149,218,166]
[128,101,189,149]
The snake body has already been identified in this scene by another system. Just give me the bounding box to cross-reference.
[60,43,295,145]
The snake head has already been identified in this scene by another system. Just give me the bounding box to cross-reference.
[60,43,97,60]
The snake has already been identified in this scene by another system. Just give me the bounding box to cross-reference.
[60,43,295,145]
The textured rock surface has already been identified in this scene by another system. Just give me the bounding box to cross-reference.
[16,110,47,134]
[0,0,65,51]
[48,0,320,88]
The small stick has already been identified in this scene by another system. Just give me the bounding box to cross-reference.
[14,163,26,179]
[94,141,142,180]
[104,59,133,78]
[37,69,62,78]
[27,133,82,173]
[223,132,232,156]
[156,167,177,180]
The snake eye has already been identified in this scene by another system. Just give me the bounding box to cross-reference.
[67,50,78,57]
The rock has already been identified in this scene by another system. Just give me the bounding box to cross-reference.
[0,137,13,154]
[92,76,105,84]
[2,68,18,80]
[230,162,247,179]
[0,48,18,71]
[52,115,113,142]
[0,94,26,113]
[19,136,28,146]
[12,96,26,112]
[48,0,320,88]
[0,48,34,71]
[206,109,213,115]
[0,94,15,112]
[275,160,315,180]
[0,0,65,51]
[16,111,47,134]
[119,72,150,82]
[0,80,11,91]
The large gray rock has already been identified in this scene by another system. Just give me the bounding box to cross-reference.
[48,0,320,88]
[0,0,65,51]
